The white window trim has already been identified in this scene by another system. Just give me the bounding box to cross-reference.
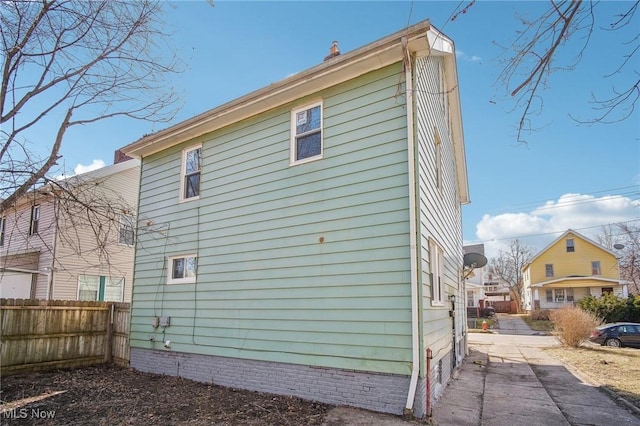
[554,288,565,303]
[179,144,202,203]
[290,100,323,165]
[167,254,197,284]
[430,239,445,306]
[118,213,136,247]
[545,264,554,277]
[29,205,40,236]
[434,132,443,195]
[0,216,5,246]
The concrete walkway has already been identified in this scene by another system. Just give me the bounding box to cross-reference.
[432,314,640,426]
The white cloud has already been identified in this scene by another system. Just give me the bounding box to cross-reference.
[469,193,640,258]
[54,159,107,180]
[74,159,106,175]
[455,50,481,62]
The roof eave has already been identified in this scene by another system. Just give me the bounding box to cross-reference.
[121,20,436,159]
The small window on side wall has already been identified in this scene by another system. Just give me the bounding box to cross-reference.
[545,264,554,277]
[167,254,197,284]
[0,216,5,246]
[118,214,135,246]
[291,101,323,164]
[434,131,443,195]
[429,239,444,306]
[181,145,202,201]
[566,238,575,252]
[29,205,40,236]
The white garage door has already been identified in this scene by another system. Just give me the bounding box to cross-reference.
[0,271,33,298]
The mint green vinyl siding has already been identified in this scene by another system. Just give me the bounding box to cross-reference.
[131,63,413,374]
[414,56,464,370]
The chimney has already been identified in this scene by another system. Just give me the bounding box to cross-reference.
[323,41,340,61]
[114,149,133,164]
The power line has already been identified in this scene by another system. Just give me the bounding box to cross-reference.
[467,218,640,245]
[468,185,639,216]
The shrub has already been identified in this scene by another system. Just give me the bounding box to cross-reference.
[529,309,551,321]
[578,294,640,323]
[550,307,602,348]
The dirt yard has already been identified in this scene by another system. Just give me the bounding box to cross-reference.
[0,365,333,425]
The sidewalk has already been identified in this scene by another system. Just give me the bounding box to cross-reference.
[432,315,640,426]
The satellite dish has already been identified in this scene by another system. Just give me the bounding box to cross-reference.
[463,252,488,269]
[613,243,625,250]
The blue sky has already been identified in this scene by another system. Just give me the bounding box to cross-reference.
[51,1,639,257]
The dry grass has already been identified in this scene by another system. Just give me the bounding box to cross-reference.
[520,315,555,332]
[550,307,602,347]
[546,344,640,407]
[468,317,497,331]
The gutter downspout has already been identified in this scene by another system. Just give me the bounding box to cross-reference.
[403,36,421,416]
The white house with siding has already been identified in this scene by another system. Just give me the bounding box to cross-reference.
[0,157,139,302]
[121,20,469,418]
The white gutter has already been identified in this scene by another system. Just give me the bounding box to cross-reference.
[403,36,420,415]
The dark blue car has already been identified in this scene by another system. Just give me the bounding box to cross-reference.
[589,322,640,348]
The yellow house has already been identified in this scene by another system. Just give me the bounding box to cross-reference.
[522,229,627,311]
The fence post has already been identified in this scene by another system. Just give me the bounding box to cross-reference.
[104,303,114,364]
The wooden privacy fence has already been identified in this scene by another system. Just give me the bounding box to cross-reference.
[0,299,130,374]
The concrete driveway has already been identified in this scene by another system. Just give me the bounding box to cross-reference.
[432,314,640,426]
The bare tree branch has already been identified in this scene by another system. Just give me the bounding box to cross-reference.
[0,0,184,213]
[597,223,640,295]
[488,239,535,313]
[496,0,639,142]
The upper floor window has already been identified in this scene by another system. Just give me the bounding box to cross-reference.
[0,217,5,246]
[545,264,554,277]
[118,214,135,246]
[434,132,443,194]
[181,145,202,201]
[291,101,323,164]
[566,238,575,252]
[167,254,197,284]
[438,59,449,118]
[591,261,601,275]
[29,205,40,236]
[430,240,444,306]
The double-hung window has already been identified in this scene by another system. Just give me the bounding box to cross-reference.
[167,254,197,284]
[554,289,565,302]
[545,264,554,277]
[430,240,444,305]
[118,214,135,246]
[29,205,40,236]
[0,217,5,246]
[181,145,202,201]
[291,101,323,164]
[78,275,124,302]
[435,132,443,194]
[591,261,601,275]
[566,239,575,252]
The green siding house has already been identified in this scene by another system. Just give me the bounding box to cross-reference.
[121,19,469,418]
